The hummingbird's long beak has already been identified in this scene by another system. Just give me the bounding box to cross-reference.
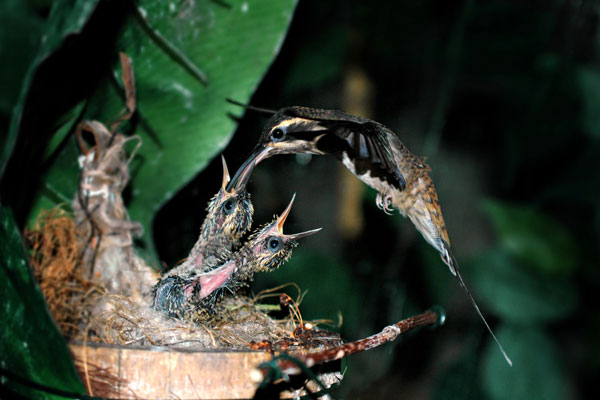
[227,157,256,193]
[226,144,273,192]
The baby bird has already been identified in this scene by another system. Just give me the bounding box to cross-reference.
[153,194,320,318]
[163,155,255,281]
[188,155,255,270]
[152,156,254,316]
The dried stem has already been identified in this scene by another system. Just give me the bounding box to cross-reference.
[258,309,439,377]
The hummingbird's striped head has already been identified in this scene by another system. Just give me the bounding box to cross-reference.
[204,155,254,241]
[244,193,321,273]
[257,107,330,156]
[226,107,333,192]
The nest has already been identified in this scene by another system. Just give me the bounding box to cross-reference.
[25,201,348,399]
[27,208,339,351]
[26,207,98,339]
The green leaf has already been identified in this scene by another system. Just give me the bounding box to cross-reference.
[25,99,86,229]
[43,100,86,162]
[0,203,85,398]
[468,249,577,323]
[25,0,299,258]
[481,199,580,275]
[122,0,297,256]
[482,324,568,400]
[27,139,80,229]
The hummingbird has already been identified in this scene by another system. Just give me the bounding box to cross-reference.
[226,102,512,365]
[152,194,321,318]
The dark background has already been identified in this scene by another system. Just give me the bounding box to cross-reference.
[2,0,599,399]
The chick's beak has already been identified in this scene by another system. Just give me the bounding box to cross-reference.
[274,193,322,239]
[226,144,273,192]
[220,155,231,190]
[288,227,323,240]
[276,193,296,233]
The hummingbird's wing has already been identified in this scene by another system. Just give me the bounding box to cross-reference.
[284,107,406,190]
[321,120,406,191]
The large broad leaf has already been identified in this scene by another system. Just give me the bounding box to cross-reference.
[482,324,568,400]
[25,0,298,259]
[468,249,577,324]
[0,203,85,399]
[481,199,579,275]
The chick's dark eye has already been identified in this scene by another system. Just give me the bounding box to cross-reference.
[222,199,236,214]
[271,128,285,141]
[267,237,282,252]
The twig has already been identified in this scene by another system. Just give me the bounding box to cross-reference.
[255,309,440,378]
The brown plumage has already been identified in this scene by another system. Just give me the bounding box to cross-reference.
[384,134,453,262]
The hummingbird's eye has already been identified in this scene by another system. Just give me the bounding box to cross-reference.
[266,236,283,253]
[271,128,285,141]
[221,198,236,215]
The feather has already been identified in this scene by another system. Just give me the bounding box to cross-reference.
[441,240,512,366]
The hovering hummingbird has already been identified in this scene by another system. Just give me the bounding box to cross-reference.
[153,194,321,318]
[226,101,512,366]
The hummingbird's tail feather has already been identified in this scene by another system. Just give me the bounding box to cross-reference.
[441,240,513,367]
